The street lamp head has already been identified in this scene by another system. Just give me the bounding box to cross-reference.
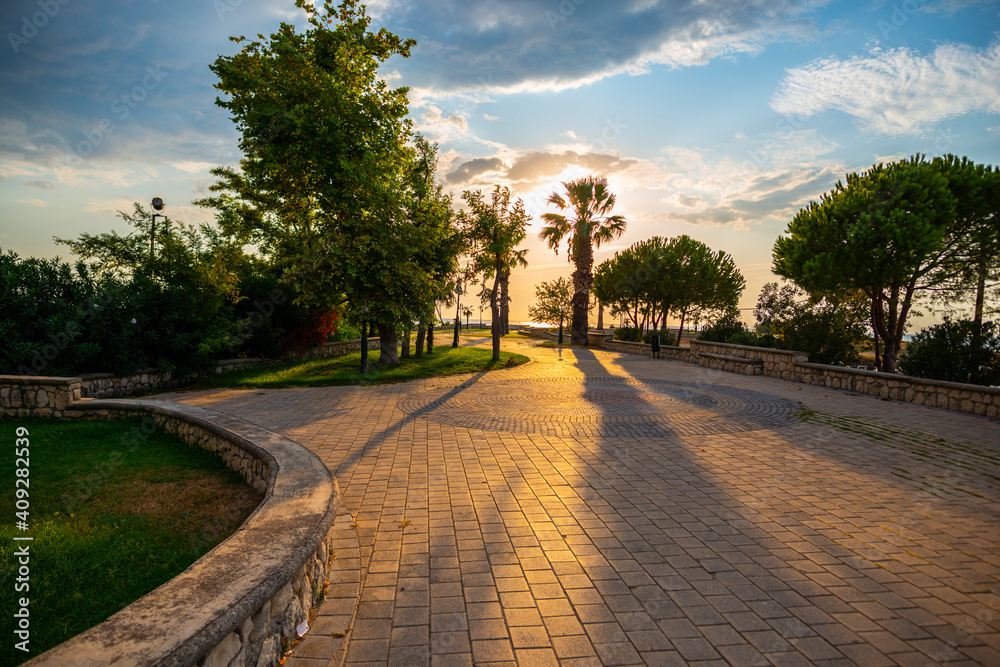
[151,197,164,211]
[455,283,463,296]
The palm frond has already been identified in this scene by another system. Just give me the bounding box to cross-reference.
[538,214,571,252]
[592,215,627,248]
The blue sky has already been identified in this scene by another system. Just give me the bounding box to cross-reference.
[1,0,998,326]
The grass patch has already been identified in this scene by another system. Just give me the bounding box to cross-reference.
[0,417,262,665]
[192,345,530,389]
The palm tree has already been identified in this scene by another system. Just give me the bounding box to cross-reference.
[461,305,473,330]
[539,176,627,344]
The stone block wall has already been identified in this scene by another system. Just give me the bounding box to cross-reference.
[797,362,1000,419]
[79,369,184,399]
[284,337,381,361]
[0,376,81,417]
[690,341,807,380]
[591,332,998,419]
[197,534,333,667]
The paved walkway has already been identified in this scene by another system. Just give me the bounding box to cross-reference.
[161,338,1000,666]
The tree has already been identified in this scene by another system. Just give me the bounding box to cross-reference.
[593,235,744,343]
[459,186,530,361]
[528,277,573,341]
[900,318,1000,386]
[593,242,652,330]
[926,156,1000,342]
[753,282,799,335]
[666,236,744,344]
[201,0,436,369]
[403,135,465,359]
[773,155,958,373]
[539,176,627,344]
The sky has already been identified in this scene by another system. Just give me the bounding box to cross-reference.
[1,0,998,328]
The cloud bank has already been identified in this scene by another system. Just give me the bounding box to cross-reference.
[771,41,1000,135]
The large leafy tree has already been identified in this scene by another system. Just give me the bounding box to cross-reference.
[664,235,744,344]
[773,156,958,373]
[200,0,433,368]
[539,176,627,344]
[593,235,744,343]
[593,243,650,330]
[459,186,530,361]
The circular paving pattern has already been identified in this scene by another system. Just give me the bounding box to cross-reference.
[398,376,804,437]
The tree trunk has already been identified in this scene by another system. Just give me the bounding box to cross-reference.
[376,323,399,368]
[597,302,604,331]
[975,247,987,333]
[499,267,511,335]
[870,295,881,371]
[870,284,912,375]
[415,320,427,359]
[570,236,593,345]
[490,265,503,361]
[401,325,411,358]
[676,309,687,345]
[427,321,434,353]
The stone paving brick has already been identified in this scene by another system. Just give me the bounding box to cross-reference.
[164,338,1000,666]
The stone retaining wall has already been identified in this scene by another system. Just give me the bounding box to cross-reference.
[25,399,340,667]
[593,336,999,418]
[284,337,381,361]
[0,375,82,416]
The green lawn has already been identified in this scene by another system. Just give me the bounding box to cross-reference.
[193,345,530,389]
[0,417,262,665]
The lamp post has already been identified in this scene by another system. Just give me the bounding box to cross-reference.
[360,307,370,374]
[558,305,565,345]
[149,197,166,273]
[452,282,463,348]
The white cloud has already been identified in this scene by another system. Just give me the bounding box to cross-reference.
[16,199,46,207]
[415,105,471,142]
[771,41,1000,135]
[172,161,215,174]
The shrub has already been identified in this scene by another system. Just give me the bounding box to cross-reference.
[642,329,677,346]
[0,248,321,375]
[613,326,642,342]
[900,319,999,386]
[228,272,312,358]
[778,303,867,366]
[753,333,780,349]
[698,310,748,343]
